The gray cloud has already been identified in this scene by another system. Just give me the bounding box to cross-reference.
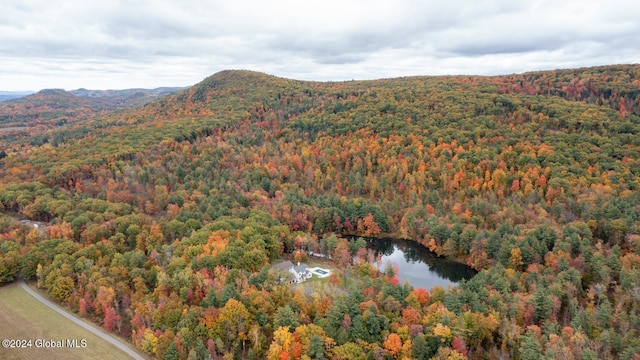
[1,0,639,90]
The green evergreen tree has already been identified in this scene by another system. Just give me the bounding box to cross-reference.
[221,282,239,304]
[308,334,326,359]
[530,284,552,323]
[412,335,430,360]
[273,304,300,329]
[519,330,541,360]
[195,339,208,360]
[164,342,179,360]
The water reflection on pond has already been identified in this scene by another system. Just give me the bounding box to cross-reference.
[366,237,477,290]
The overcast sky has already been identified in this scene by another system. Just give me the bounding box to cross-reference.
[1,0,639,91]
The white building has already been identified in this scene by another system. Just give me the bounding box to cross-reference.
[289,263,312,283]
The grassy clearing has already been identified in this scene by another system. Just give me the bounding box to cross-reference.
[0,282,136,360]
[305,274,330,285]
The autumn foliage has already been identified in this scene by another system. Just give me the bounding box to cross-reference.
[1,65,640,358]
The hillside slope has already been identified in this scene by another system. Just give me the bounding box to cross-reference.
[0,87,187,127]
[0,86,185,153]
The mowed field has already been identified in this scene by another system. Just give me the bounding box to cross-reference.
[0,282,137,360]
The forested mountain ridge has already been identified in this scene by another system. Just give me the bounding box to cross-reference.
[0,86,186,126]
[1,65,640,359]
[70,86,184,99]
[0,89,107,127]
[0,86,184,152]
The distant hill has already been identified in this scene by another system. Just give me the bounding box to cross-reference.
[0,86,185,130]
[0,89,105,128]
[70,87,184,98]
[0,86,185,151]
[0,91,34,102]
[69,86,186,108]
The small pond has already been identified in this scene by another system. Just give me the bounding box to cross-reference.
[365,237,477,290]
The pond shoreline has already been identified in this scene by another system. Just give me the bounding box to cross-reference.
[339,232,473,268]
[341,233,478,290]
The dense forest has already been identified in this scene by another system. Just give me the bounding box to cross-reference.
[0,87,183,153]
[1,64,640,359]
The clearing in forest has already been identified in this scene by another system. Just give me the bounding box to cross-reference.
[0,282,139,360]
